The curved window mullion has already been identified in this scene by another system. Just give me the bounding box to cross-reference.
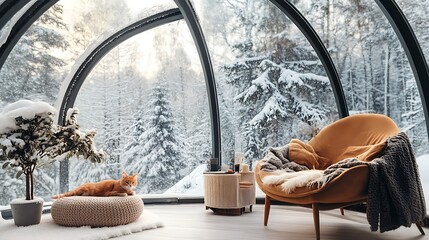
[375,0,429,142]
[0,0,31,30]
[56,9,183,122]
[56,9,183,192]
[269,0,349,119]
[0,0,58,71]
[174,0,222,165]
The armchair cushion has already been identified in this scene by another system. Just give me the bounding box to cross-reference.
[342,142,387,162]
[287,114,398,169]
[288,139,330,169]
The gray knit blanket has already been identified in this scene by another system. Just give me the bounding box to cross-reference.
[366,132,426,232]
[260,132,426,232]
[261,144,310,172]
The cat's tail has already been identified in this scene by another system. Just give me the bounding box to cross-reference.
[51,190,80,199]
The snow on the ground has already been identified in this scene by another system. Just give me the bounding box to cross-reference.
[10,197,44,205]
[164,164,207,194]
[164,163,265,197]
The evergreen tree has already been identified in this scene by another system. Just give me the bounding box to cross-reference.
[135,85,186,193]
[69,160,111,189]
[0,5,68,204]
[33,163,58,200]
[221,1,334,165]
[402,82,428,155]
[67,1,137,186]
[0,5,68,104]
[0,169,23,205]
[121,106,146,173]
[186,103,211,170]
[300,0,428,156]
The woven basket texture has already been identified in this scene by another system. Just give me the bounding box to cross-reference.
[51,196,143,227]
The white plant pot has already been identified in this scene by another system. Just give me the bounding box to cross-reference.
[10,197,44,226]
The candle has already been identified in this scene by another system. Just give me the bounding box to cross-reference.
[241,164,249,173]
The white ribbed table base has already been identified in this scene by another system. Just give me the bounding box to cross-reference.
[204,172,255,215]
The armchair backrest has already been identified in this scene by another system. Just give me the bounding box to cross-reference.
[308,114,400,165]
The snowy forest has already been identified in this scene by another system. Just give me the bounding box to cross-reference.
[0,0,428,206]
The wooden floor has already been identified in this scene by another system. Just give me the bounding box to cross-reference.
[114,203,427,240]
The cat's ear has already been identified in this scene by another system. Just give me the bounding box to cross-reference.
[132,173,138,178]
[122,172,128,178]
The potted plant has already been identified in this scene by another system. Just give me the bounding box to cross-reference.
[0,100,105,226]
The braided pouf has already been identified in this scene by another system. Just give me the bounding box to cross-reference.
[51,196,143,227]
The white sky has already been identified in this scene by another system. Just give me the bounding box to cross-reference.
[58,0,201,79]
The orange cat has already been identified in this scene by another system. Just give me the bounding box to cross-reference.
[52,172,138,199]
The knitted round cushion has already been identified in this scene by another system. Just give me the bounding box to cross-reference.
[51,196,143,227]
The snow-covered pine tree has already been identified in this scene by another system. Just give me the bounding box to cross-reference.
[150,27,200,176]
[121,106,146,174]
[135,85,186,193]
[185,104,211,170]
[69,160,111,189]
[221,1,333,165]
[242,122,261,168]
[220,41,265,167]
[68,71,115,188]
[66,0,136,185]
[0,169,23,205]
[0,5,69,202]
[402,82,428,155]
[33,163,59,200]
[292,0,429,157]
[0,5,68,104]
[232,58,330,156]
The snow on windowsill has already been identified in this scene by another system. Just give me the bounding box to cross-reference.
[10,197,44,205]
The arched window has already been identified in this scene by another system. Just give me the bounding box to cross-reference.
[0,0,427,214]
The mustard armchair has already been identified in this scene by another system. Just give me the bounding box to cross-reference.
[255,114,425,239]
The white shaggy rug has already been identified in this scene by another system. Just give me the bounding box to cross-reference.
[0,210,163,240]
[262,169,324,193]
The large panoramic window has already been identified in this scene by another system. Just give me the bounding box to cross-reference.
[0,0,176,107]
[293,0,429,210]
[395,0,429,212]
[72,21,210,195]
[0,0,428,210]
[292,0,428,153]
[192,0,338,171]
[0,0,209,206]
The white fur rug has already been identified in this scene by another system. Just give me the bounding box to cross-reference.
[0,210,163,240]
[262,169,323,193]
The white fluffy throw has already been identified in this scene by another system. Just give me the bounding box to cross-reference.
[262,169,323,193]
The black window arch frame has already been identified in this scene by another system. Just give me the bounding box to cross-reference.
[56,9,184,192]
[0,0,428,196]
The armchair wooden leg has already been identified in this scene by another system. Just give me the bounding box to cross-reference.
[312,203,320,240]
[340,208,344,216]
[416,222,425,235]
[264,195,271,226]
